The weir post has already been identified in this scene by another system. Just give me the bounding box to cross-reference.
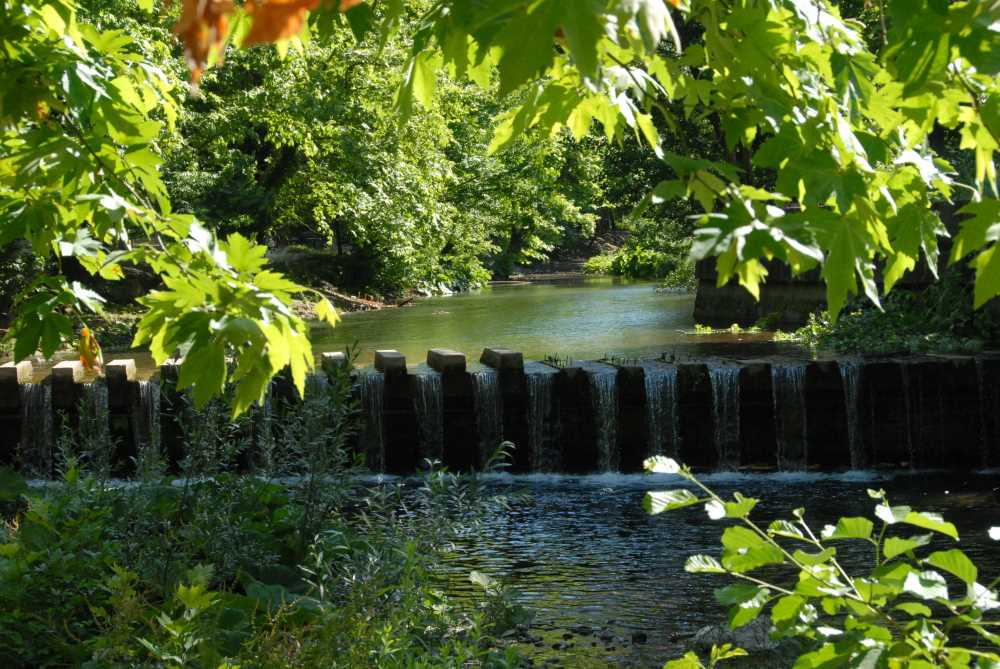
[0,361,32,463]
[426,349,477,471]
[106,359,138,475]
[375,351,418,473]
[480,348,528,471]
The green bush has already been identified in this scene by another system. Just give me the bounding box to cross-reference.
[0,365,526,668]
[583,246,678,279]
[645,457,1000,669]
[794,269,1000,355]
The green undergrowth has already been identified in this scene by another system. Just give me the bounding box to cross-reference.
[0,364,527,669]
[793,270,1000,355]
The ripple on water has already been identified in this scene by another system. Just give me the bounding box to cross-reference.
[440,470,1000,667]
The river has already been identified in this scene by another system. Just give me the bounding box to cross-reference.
[439,470,1000,668]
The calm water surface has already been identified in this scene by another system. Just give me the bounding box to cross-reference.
[437,471,1000,668]
[312,277,775,365]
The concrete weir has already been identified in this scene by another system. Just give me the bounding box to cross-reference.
[2,351,999,475]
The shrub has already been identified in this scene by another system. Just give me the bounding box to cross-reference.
[645,457,1000,668]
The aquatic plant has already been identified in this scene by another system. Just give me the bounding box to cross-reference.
[645,456,1000,668]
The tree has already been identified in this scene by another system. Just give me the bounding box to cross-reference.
[3,0,998,413]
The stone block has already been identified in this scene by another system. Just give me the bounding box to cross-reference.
[106,359,137,410]
[427,348,466,374]
[374,350,407,375]
[321,351,348,375]
[52,360,84,383]
[106,359,137,383]
[0,361,33,384]
[480,347,524,372]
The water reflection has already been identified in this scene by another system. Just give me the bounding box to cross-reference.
[439,471,1000,667]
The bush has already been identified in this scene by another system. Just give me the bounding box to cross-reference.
[645,457,1000,669]
[794,268,1000,355]
[583,246,678,279]
[0,365,526,668]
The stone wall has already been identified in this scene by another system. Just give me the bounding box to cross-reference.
[3,349,1000,476]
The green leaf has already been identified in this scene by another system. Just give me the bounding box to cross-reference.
[883,534,932,560]
[314,297,340,327]
[821,517,874,541]
[0,467,28,502]
[724,493,759,519]
[558,1,604,83]
[664,651,705,669]
[902,569,949,601]
[771,595,805,625]
[893,602,932,617]
[925,549,977,584]
[768,520,807,541]
[901,511,959,540]
[685,554,726,574]
[496,1,560,95]
[721,526,785,573]
[643,489,701,514]
[793,548,836,566]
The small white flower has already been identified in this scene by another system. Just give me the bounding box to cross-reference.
[706,499,726,520]
[644,456,681,474]
[989,527,1000,541]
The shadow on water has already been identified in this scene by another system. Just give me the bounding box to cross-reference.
[437,470,1000,668]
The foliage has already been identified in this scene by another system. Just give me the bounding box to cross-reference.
[583,245,677,279]
[0,0,338,416]
[645,456,1000,669]
[7,0,1000,411]
[794,268,1000,354]
[0,369,525,668]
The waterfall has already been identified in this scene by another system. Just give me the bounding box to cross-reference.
[472,369,502,468]
[708,364,741,469]
[133,380,162,476]
[589,371,619,471]
[360,372,386,471]
[19,383,53,477]
[527,371,559,471]
[643,364,679,457]
[839,359,865,468]
[976,358,995,466]
[413,372,444,463]
[900,364,913,466]
[771,363,808,470]
[80,379,111,442]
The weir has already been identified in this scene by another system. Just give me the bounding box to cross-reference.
[707,364,741,469]
[3,351,999,476]
[642,362,679,458]
[771,363,808,470]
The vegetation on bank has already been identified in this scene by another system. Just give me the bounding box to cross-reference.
[0,367,526,669]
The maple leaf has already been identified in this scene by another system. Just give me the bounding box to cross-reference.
[173,0,235,83]
[243,0,319,45]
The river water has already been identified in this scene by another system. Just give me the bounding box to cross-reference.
[311,277,783,365]
[438,470,1000,668]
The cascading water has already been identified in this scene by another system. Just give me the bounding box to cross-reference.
[359,372,386,470]
[839,359,865,468]
[527,369,559,471]
[642,364,679,457]
[472,369,502,467]
[976,358,995,466]
[133,380,162,475]
[900,363,921,467]
[19,382,53,477]
[708,364,741,469]
[589,371,619,472]
[413,372,444,463]
[771,363,808,470]
[80,379,111,443]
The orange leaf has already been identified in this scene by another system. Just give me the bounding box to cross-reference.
[337,0,363,10]
[243,0,319,46]
[173,0,235,82]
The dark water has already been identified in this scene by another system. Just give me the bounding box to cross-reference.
[439,471,1000,668]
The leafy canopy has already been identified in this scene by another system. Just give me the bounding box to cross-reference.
[4,0,1000,412]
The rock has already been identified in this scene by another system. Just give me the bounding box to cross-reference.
[691,617,778,652]
[374,350,407,375]
[426,348,466,374]
[480,347,524,371]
